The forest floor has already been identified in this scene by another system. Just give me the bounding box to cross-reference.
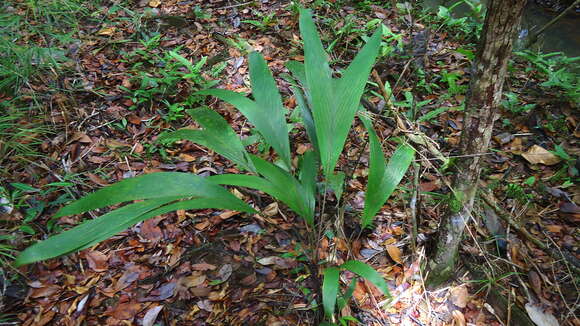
[1,0,578,325]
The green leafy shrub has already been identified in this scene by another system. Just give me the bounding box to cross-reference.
[515,50,580,104]
[15,9,414,322]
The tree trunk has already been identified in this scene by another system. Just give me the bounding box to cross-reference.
[427,0,527,286]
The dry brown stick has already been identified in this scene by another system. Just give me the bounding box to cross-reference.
[410,162,421,253]
[480,191,580,275]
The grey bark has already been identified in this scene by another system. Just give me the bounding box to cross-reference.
[427,0,527,286]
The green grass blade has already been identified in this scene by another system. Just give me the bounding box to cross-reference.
[341,260,389,296]
[54,172,250,218]
[248,52,291,168]
[158,108,255,173]
[361,116,415,228]
[322,267,340,319]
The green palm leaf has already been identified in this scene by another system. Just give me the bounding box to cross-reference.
[361,115,415,228]
[158,108,255,172]
[299,8,382,179]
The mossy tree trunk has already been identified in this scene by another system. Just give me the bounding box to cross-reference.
[427,0,527,286]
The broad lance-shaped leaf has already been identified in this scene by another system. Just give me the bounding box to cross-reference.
[299,8,382,178]
[361,115,415,228]
[158,108,255,173]
[248,52,291,168]
[341,260,390,296]
[53,172,251,218]
[322,267,340,319]
[15,196,256,266]
[210,155,315,225]
[197,52,291,170]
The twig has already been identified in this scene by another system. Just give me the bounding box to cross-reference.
[215,1,253,10]
[525,0,580,48]
[480,190,580,275]
[410,162,420,252]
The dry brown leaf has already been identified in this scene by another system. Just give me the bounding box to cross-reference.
[191,263,217,271]
[87,173,109,186]
[521,145,561,165]
[111,302,142,320]
[85,250,108,272]
[525,303,559,326]
[148,0,161,7]
[450,286,469,308]
[97,26,116,36]
[452,310,466,326]
[181,274,206,288]
[386,245,403,264]
[142,306,163,326]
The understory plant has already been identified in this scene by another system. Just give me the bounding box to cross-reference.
[15,8,414,323]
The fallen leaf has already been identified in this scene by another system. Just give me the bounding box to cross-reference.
[70,131,91,143]
[257,256,294,269]
[386,245,403,264]
[85,250,108,272]
[115,270,139,291]
[198,299,213,312]
[452,310,466,326]
[30,285,60,298]
[450,286,469,308]
[521,145,561,165]
[525,303,559,326]
[528,271,543,298]
[87,173,109,186]
[148,0,161,7]
[190,287,211,296]
[97,26,116,36]
[217,264,233,281]
[191,263,217,271]
[111,302,142,320]
[142,306,163,326]
[181,274,206,287]
[35,310,56,326]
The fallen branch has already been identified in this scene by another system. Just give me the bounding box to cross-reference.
[480,190,580,275]
[525,0,580,48]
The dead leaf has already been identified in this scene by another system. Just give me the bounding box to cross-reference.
[452,310,466,326]
[198,299,213,312]
[521,145,561,165]
[35,310,56,326]
[386,245,403,264]
[87,173,109,186]
[85,250,108,272]
[181,274,206,288]
[191,263,216,271]
[528,271,543,298]
[450,286,469,308]
[70,131,91,143]
[148,0,161,7]
[257,256,294,269]
[217,264,233,281]
[142,306,163,326]
[190,287,211,296]
[97,26,116,36]
[525,303,559,326]
[111,302,142,320]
